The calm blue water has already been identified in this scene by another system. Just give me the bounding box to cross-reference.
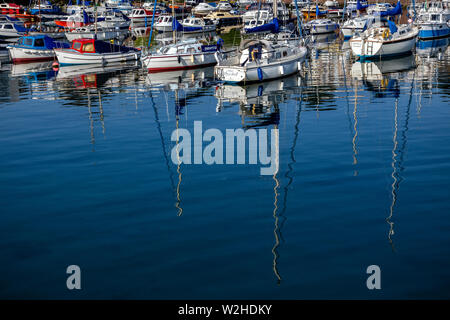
[1,38,450,299]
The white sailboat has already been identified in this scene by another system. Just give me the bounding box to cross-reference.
[214,0,307,83]
[141,0,221,73]
[350,21,418,60]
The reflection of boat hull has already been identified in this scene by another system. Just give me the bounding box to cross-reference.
[55,49,141,66]
[7,46,55,63]
[143,51,217,73]
[145,66,214,90]
[416,38,449,58]
[56,61,139,79]
[351,54,416,80]
[11,61,54,77]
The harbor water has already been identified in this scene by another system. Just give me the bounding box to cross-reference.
[1,36,450,299]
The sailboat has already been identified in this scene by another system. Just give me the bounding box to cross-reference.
[141,0,221,73]
[350,2,419,60]
[214,0,307,83]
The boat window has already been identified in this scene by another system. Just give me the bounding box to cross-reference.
[177,47,185,53]
[187,47,195,53]
[73,42,82,50]
[24,38,33,46]
[3,24,13,29]
[34,38,44,47]
[83,43,95,52]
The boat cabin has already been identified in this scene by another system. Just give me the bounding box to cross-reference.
[0,3,23,15]
[69,38,137,54]
[0,22,28,33]
[15,35,69,49]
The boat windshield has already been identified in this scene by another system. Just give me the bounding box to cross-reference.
[83,43,95,52]
[73,42,82,50]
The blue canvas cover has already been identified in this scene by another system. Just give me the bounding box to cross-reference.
[172,19,203,32]
[93,40,138,54]
[378,1,402,17]
[388,20,398,34]
[15,35,70,49]
[356,0,368,10]
[245,18,279,34]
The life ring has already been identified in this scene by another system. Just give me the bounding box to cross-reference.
[382,29,390,39]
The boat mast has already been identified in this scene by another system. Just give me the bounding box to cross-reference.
[273,0,278,19]
[38,0,41,32]
[94,0,98,36]
[172,0,176,43]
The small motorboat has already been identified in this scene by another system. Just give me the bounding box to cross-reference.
[141,38,219,72]
[54,38,141,65]
[304,19,339,35]
[180,17,216,33]
[154,14,174,32]
[65,26,129,42]
[416,11,450,40]
[192,3,217,16]
[0,22,29,43]
[216,1,233,12]
[129,7,159,24]
[341,15,386,39]
[7,35,69,63]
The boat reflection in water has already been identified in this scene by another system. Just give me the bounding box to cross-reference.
[215,73,302,127]
[351,54,416,98]
[308,32,339,54]
[145,66,217,216]
[10,61,57,81]
[145,66,215,92]
[215,74,305,283]
[416,38,449,61]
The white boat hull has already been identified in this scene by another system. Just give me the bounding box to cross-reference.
[7,46,56,63]
[142,51,217,72]
[55,49,141,66]
[65,30,128,42]
[308,24,338,34]
[215,47,307,83]
[154,23,173,32]
[350,32,418,59]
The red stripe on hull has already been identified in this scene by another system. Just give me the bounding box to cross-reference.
[13,57,54,64]
[147,62,216,73]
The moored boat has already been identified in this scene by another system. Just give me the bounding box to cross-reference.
[54,38,141,65]
[142,38,219,73]
[7,34,69,63]
[350,22,419,60]
[214,39,307,83]
[416,11,450,40]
